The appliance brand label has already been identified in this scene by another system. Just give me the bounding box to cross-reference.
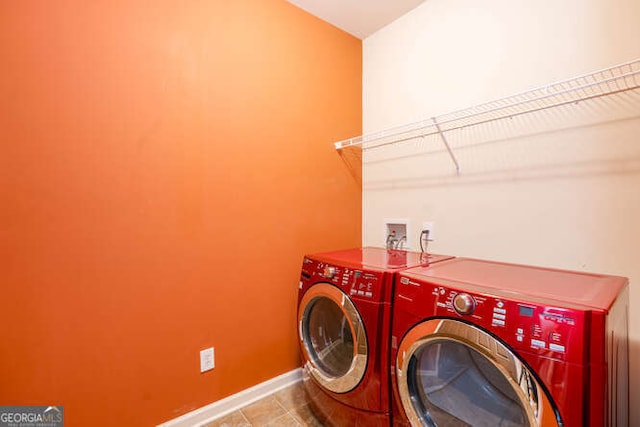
[542,311,575,325]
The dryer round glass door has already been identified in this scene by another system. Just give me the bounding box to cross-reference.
[298,283,368,393]
[396,319,561,427]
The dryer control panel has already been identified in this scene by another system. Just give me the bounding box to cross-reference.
[396,276,588,364]
[300,257,390,303]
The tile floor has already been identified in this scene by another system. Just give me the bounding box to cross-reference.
[203,381,324,427]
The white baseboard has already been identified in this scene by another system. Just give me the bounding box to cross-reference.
[157,368,303,427]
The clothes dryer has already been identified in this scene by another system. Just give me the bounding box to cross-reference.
[391,258,629,427]
[297,247,453,426]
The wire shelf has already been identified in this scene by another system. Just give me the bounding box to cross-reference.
[334,58,640,173]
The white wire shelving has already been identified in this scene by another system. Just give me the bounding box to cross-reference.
[334,58,640,173]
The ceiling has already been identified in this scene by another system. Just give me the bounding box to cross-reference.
[286,0,427,40]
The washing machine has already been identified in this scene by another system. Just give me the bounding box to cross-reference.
[297,247,454,426]
[391,257,629,427]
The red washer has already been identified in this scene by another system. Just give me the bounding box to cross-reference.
[297,247,453,426]
[391,257,629,427]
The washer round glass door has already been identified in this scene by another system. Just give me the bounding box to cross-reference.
[396,319,561,427]
[298,283,368,393]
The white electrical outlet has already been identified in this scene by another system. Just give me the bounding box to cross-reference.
[200,347,215,373]
[422,222,435,239]
[420,222,435,251]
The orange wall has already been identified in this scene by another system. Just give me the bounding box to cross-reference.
[0,1,362,425]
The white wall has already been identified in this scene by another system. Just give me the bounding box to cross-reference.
[363,0,640,423]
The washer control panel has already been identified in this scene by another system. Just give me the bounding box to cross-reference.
[301,257,386,302]
[397,276,586,363]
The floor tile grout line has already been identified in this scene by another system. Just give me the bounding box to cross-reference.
[278,398,309,427]
[238,409,251,426]
[276,399,298,426]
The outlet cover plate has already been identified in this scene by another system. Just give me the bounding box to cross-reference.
[200,347,215,373]
[422,222,434,239]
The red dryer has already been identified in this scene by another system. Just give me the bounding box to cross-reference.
[297,247,453,426]
[391,257,629,427]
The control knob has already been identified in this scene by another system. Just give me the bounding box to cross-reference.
[453,293,476,315]
[323,266,336,279]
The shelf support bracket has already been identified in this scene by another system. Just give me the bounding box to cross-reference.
[431,117,460,174]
